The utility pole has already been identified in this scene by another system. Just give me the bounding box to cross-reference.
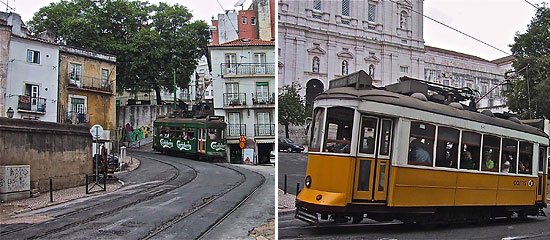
[173,68,177,111]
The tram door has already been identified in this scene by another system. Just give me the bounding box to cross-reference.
[198,128,206,153]
[353,115,393,202]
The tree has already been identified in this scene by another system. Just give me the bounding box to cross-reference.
[27,0,210,104]
[506,4,550,119]
[279,82,307,138]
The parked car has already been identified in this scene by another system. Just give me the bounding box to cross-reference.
[279,138,305,153]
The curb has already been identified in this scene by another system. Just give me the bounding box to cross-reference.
[278,208,295,216]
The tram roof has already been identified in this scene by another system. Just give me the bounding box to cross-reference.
[317,87,548,139]
[154,117,226,126]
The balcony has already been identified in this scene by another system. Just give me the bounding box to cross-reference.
[66,111,89,125]
[255,124,275,136]
[68,74,113,94]
[223,93,247,107]
[252,93,275,105]
[228,124,246,137]
[17,95,46,114]
[220,63,275,77]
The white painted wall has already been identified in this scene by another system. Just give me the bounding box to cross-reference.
[5,37,59,122]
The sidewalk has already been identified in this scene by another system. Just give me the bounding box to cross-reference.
[278,189,296,216]
[0,157,140,225]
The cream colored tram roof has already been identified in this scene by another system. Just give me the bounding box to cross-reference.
[317,87,548,139]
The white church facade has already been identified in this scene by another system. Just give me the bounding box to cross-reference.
[278,0,512,115]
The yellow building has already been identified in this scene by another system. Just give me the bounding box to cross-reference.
[58,46,116,139]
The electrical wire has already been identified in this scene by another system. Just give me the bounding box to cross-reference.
[389,0,510,55]
[523,0,539,9]
[215,0,239,36]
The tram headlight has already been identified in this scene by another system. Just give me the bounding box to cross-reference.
[305,175,312,188]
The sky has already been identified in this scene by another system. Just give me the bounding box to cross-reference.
[2,0,546,61]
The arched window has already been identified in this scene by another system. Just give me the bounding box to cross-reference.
[400,11,408,29]
[368,64,375,77]
[312,56,320,73]
[341,60,348,75]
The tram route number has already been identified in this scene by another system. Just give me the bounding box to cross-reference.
[514,180,535,187]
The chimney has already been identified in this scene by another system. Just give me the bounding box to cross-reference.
[7,12,25,37]
[37,30,56,42]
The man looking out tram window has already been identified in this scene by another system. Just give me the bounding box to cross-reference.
[460,151,475,170]
[482,150,495,170]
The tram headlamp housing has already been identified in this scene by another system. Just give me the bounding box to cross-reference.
[305,175,312,188]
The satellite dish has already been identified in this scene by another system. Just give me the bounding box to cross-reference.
[234,0,246,7]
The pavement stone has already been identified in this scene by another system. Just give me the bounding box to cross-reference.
[278,189,296,216]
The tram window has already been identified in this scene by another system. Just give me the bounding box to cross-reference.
[482,135,500,172]
[184,128,195,140]
[408,122,435,166]
[460,131,481,170]
[159,127,167,137]
[379,119,392,156]
[435,127,459,169]
[359,117,378,154]
[310,108,325,152]
[172,127,184,139]
[323,107,354,154]
[518,142,533,174]
[502,139,518,174]
[539,147,547,173]
[208,128,223,141]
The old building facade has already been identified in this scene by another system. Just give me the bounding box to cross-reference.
[58,46,116,140]
[278,0,512,114]
[209,39,275,163]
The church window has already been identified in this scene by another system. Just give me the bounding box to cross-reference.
[342,0,350,16]
[368,4,376,22]
[342,60,348,75]
[312,57,320,73]
[400,66,409,74]
[313,0,321,11]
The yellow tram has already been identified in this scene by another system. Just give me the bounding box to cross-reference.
[296,70,548,224]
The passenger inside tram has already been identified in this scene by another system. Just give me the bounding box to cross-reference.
[481,150,495,170]
[408,138,431,163]
[501,154,512,173]
[460,151,475,170]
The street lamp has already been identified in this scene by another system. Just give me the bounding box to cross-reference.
[6,107,14,118]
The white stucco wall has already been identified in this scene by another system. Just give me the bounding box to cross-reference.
[5,36,59,122]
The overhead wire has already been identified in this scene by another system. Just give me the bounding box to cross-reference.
[389,0,510,56]
[215,0,239,36]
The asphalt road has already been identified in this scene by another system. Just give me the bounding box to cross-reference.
[278,152,308,195]
[0,150,267,239]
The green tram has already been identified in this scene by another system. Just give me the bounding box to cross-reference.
[153,115,227,161]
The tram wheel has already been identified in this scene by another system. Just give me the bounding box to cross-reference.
[332,215,350,223]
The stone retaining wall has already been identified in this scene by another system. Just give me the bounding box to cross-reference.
[0,117,92,193]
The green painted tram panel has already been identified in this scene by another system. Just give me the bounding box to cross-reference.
[158,138,198,153]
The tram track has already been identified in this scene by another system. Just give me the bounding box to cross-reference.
[0,153,196,239]
[140,160,266,239]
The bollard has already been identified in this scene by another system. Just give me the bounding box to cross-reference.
[49,178,53,202]
[284,174,287,194]
[296,182,300,196]
[85,174,89,194]
[103,172,107,191]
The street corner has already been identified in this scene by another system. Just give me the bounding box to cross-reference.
[278,189,296,216]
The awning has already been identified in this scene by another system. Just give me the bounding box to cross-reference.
[255,139,275,144]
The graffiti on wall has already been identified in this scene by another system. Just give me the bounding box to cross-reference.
[0,166,31,193]
[117,123,153,142]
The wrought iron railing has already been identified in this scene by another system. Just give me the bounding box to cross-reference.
[68,74,112,93]
[17,95,46,112]
[252,93,275,105]
[228,124,246,137]
[220,63,275,76]
[223,93,247,106]
[255,124,275,136]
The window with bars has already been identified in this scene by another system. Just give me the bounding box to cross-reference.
[71,98,86,114]
[368,3,376,22]
[313,0,321,11]
[342,0,350,16]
